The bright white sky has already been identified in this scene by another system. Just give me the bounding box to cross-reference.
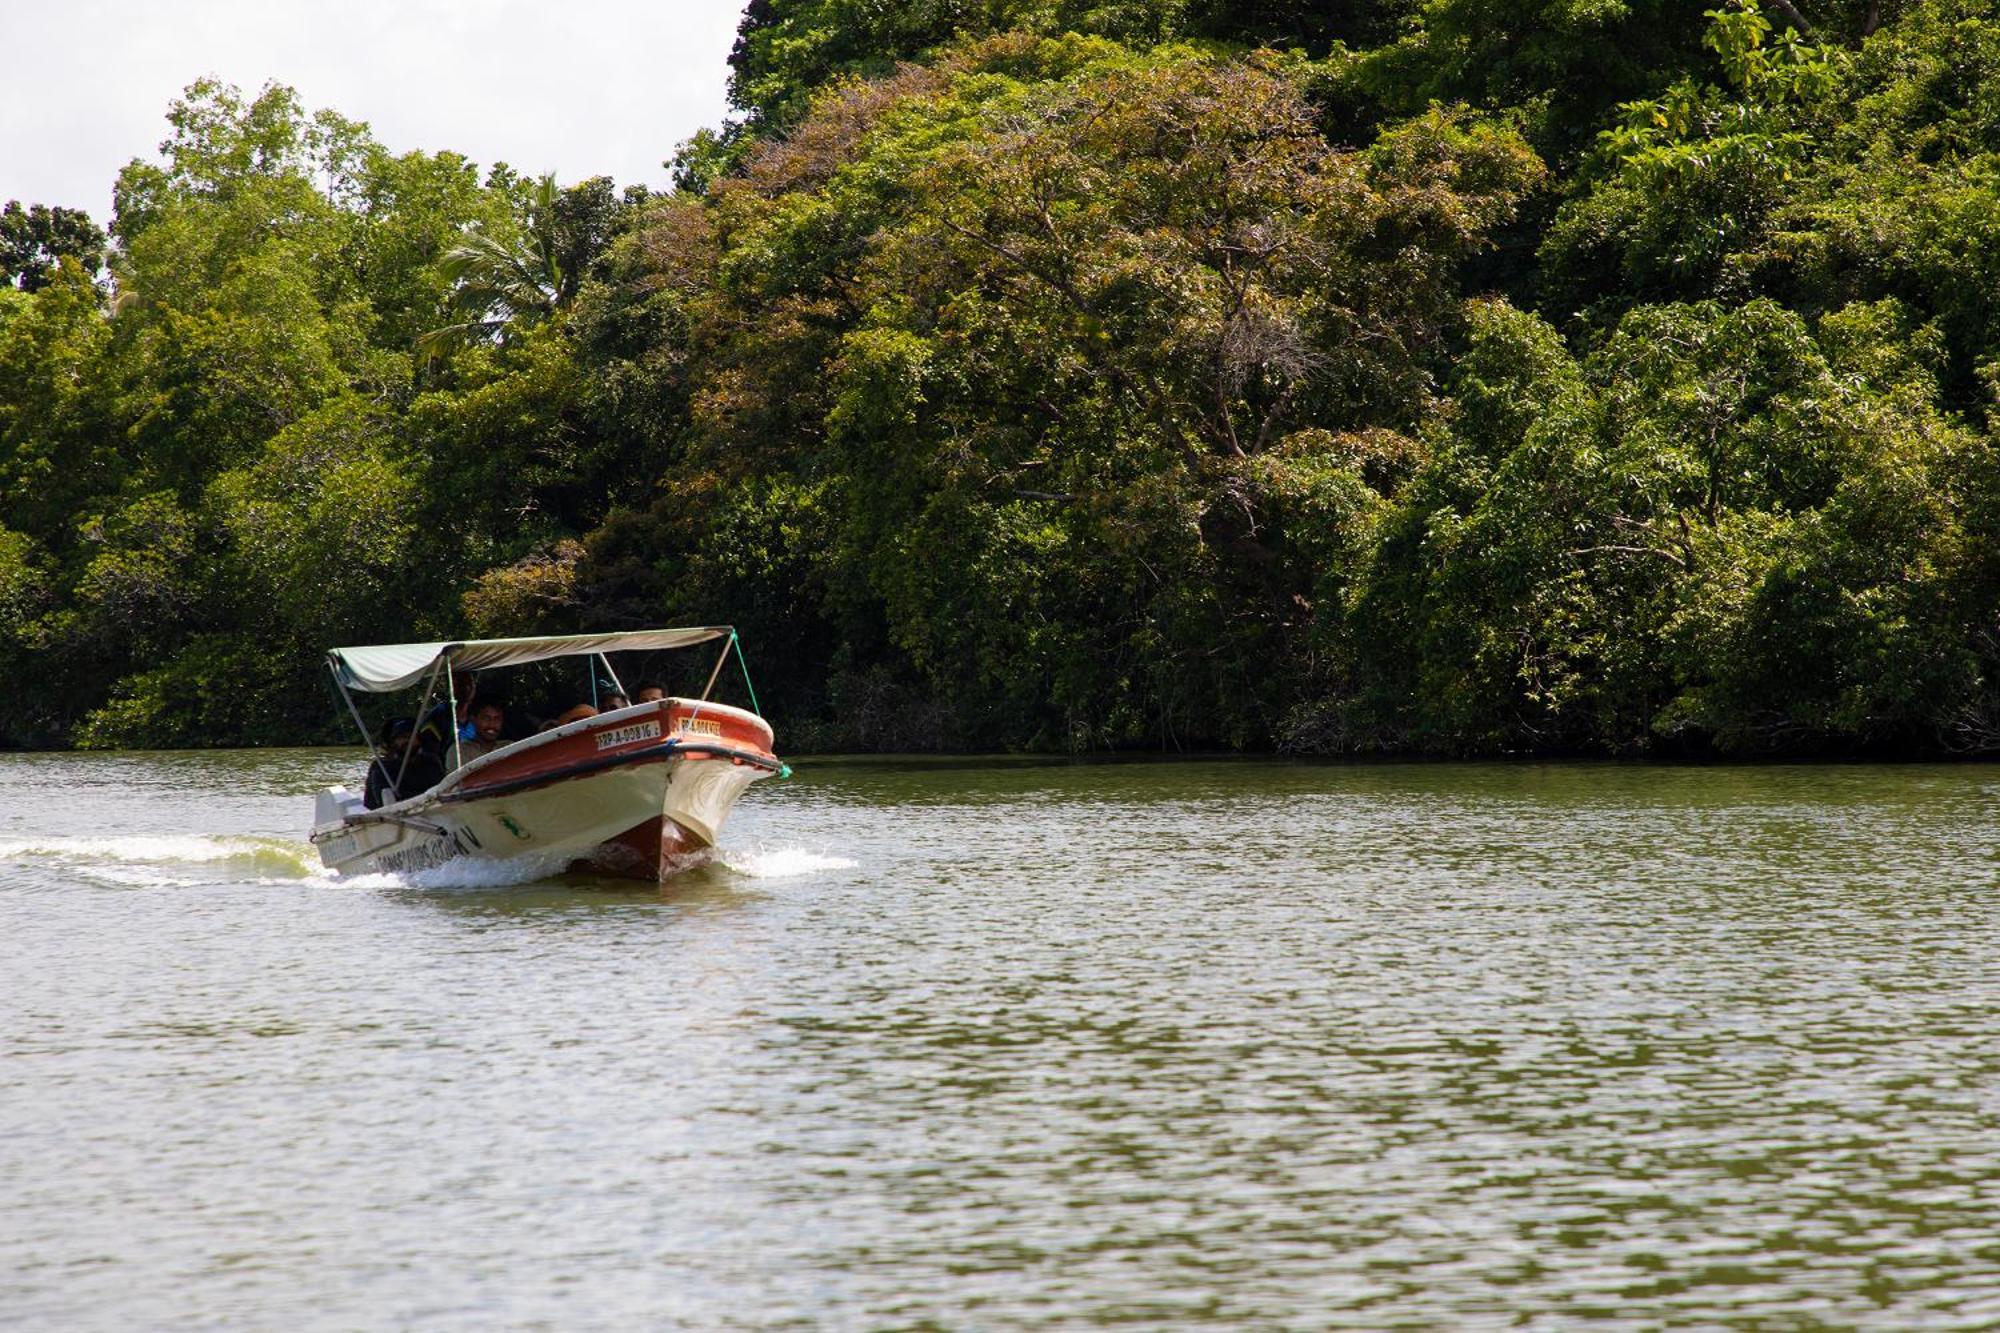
[1,0,749,224]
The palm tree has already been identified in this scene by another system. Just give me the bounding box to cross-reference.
[415,173,566,362]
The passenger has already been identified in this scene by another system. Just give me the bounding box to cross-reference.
[634,682,666,704]
[460,702,508,761]
[420,671,477,752]
[364,717,447,809]
[601,690,631,712]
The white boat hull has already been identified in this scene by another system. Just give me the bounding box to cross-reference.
[310,699,778,881]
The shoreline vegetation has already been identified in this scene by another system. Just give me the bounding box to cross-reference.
[6,1,2000,759]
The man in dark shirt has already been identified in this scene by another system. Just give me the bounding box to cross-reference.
[363,717,446,809]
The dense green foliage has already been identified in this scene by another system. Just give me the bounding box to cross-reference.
[1,201,106,293]
[7,0,2000,755]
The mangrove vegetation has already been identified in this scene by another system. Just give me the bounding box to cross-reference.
[6,0,2000,756]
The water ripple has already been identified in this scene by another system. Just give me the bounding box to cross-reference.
[2,754,1997,1326]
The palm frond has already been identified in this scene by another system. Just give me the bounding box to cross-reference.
[415,173,568,361]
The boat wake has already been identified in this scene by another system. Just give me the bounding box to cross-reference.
[0,832,856,891]
[0,834,320,886]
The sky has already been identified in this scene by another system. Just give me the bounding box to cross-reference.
[1,0,750,223]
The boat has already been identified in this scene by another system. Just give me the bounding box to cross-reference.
[309,627,787,881]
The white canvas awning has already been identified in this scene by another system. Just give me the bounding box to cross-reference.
[328,627,730,693]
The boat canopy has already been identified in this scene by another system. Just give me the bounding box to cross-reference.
[328,627,731,694]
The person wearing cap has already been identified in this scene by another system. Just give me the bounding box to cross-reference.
[364,716,447,809]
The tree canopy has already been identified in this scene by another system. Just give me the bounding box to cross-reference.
[5,2,2000,757]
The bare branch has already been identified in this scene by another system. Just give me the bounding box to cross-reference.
[1569,544,1689,570]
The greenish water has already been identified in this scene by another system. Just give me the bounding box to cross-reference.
[3,751,1998,1328]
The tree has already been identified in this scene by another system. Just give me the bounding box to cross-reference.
[0,259,117,540]
[415,173,638,360]
[1540,1,1845,320]
[725,0,1409,129]
[0,203,106,291]
[590,36,1540,748]
[8,2,2000,758]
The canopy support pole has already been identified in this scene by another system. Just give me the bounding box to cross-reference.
[598,652,624,698]
[399,658,446,794]
[680,629,743,735]
[446,662,463,774]
[329,662,373,750]
[698,634,734,703]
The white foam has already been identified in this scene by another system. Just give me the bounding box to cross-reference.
[0,832,853,891]
[74,864,203,889]
[0,834,317,877]
[0,833,565,892]
[327,851,575,892]
[719,846,858,879]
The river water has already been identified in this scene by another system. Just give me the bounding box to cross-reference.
[2,750,1997,1328]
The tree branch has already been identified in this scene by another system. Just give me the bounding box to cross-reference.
[1569,544,1688,570]
[934,216,1098,320]
[1765,0,1813,32]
